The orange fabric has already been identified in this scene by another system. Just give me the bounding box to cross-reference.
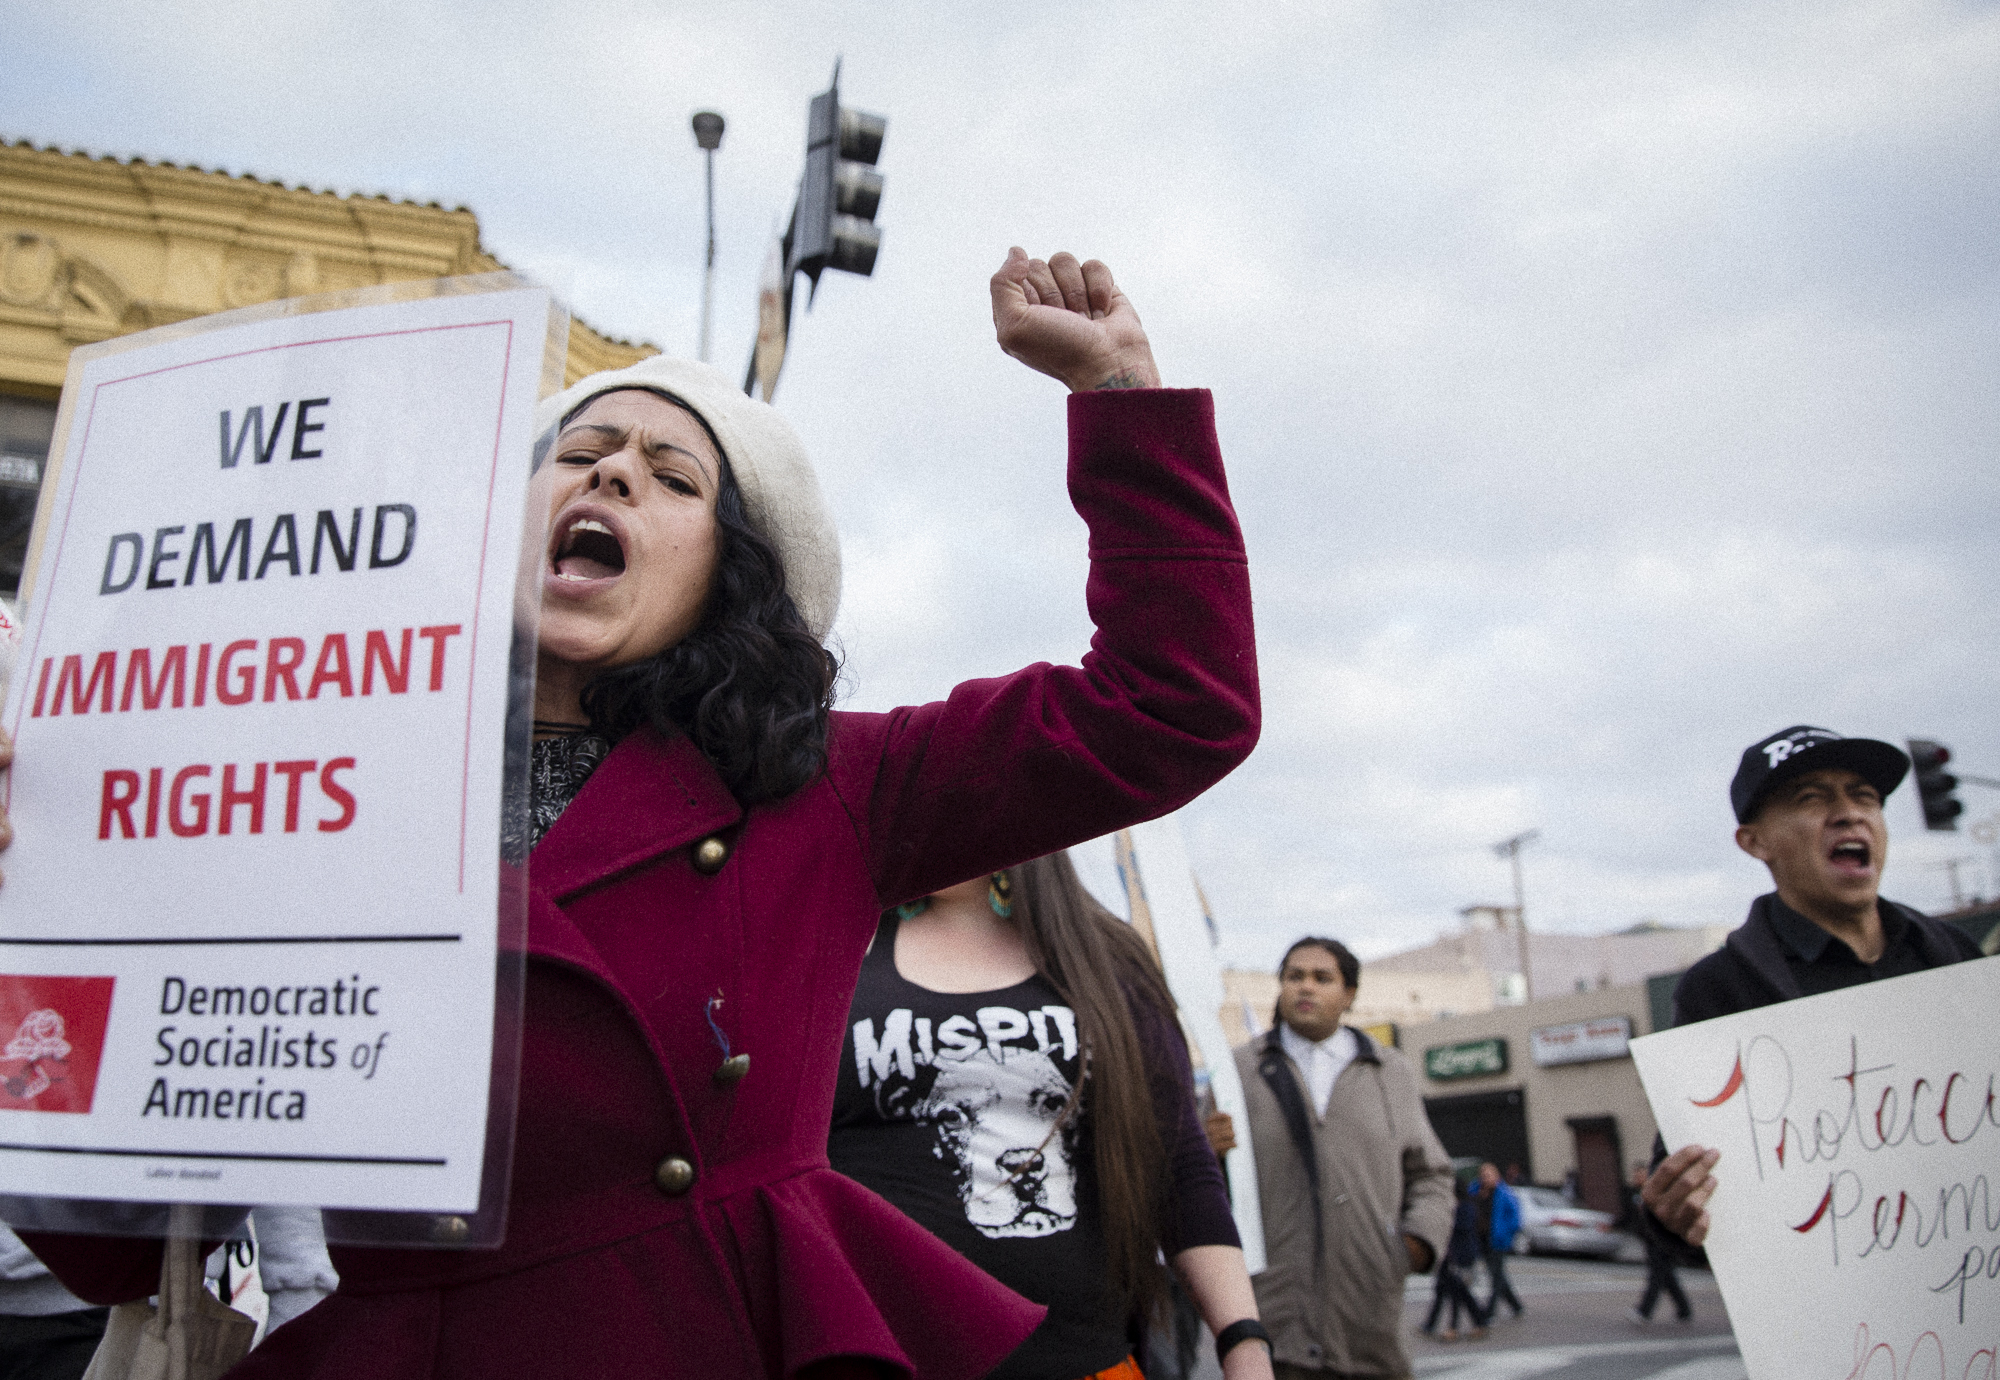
[1087,1358,1145,1380]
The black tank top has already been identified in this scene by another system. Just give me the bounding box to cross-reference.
[828,913,1128,1379]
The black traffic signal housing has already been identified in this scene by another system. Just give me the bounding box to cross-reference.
[789,68,886,296]
[1907,738,1964,830]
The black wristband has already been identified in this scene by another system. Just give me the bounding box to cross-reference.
[1215,1319,1271,1364]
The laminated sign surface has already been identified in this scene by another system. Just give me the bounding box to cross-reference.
[0,284,553,1214]
[1631,957,2000,1380]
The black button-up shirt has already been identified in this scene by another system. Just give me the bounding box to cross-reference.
[1766,895,1945,998]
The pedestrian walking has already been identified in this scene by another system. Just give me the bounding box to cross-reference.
[830,851,1274,1380]
[1624,1164,1690,1323]
[1473,1164,1524,1322]
[1422,1185,1489,1342]
[8,246,1260,1380]
[1233,938,1455,1380]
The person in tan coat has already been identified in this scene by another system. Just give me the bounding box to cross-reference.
[1232,939,1455,1380]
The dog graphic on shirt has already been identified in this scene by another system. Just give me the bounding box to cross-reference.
[918,1047,1078,1239]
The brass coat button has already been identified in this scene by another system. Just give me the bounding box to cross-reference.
[692,836,729,875]
[653,1155,696,1197]
[712,1052,750,1087]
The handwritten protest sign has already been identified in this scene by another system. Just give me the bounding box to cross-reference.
[0,282,555,1218]
[1631,957,2000,1379]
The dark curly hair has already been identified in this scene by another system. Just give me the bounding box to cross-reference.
[560,389,839,804]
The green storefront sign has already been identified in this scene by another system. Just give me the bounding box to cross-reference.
[1424,1038,1508,1081]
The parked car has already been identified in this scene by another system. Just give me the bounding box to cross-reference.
[1510,1185,1625,1257]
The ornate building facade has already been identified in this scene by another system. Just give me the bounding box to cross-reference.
[0,139,657,597]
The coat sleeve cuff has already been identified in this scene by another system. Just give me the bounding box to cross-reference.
[1066,388,1241,557]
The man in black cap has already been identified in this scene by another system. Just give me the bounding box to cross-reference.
[1642,725,1983,1246]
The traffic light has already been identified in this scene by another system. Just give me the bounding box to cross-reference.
[1907,738,1964,831]
[743,66,886,400]
[789,68,886,293]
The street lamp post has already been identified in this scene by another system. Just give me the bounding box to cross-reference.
[1493,829,1540,1002]
[691,111,725,363]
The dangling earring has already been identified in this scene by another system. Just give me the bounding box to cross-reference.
[987,871,1014,919]
[895,898,930,922]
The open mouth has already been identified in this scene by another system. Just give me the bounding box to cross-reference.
[1829,839,1872,873]
[551,516,626,582]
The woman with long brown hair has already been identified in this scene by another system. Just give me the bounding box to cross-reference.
[830,852,1274,1380]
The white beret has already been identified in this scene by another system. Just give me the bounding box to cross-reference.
[533,356,842,641]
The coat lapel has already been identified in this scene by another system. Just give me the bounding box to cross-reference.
[529,727,744,903]
[1351,1027,1383,1067]
[1730,895,1804,1004]
[1257,1027,1326,1270]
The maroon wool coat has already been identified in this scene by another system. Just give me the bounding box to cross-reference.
[24,388,1259,1379]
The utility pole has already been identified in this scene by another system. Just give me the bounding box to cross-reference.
[1493,830,1540,1002]
[1974,817,2000,907]
[1937,857,1974,911]
[691,111,725,363]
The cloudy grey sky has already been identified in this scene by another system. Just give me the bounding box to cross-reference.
[7,0,1998,965]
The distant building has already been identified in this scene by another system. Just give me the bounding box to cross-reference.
[1366,908,1727,1012]
[1217,966,1275,1049]
[1411,984,1661,1217]
[0,138,656,600]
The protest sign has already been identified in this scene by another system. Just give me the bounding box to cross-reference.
[0,278,558,1228]
[1631,957,2000,1379]
[1118,816,1267,1272]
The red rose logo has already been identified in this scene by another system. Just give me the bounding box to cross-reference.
[0,977,116,1114]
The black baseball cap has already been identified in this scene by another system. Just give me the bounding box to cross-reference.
[1730,725,1910,824]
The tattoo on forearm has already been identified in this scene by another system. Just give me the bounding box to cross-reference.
[1093,369,1148,390]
